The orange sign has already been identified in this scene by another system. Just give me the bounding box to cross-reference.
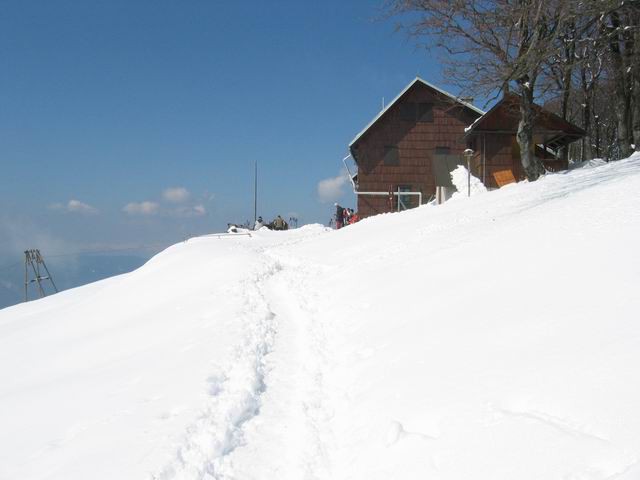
[493,169,517,187]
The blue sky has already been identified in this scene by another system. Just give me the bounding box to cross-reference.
[0,0,463,261]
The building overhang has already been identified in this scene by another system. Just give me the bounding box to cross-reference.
[464,93,586,149]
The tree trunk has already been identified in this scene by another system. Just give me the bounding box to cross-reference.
[632,10,640,150]
[559,70,572,163]
[594,114,601,158]
[613,89,631,157]
[517,86,545,180]
[633,71,640,150]
[609,12,632,158]
[580,66,593,161]
[558,23,575,164]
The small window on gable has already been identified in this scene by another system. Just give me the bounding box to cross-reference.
[417,103,434,122]
[399,103,416,122]
[435,146,451,155]
[384,145,399,166]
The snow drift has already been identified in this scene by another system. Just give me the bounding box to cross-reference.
[450,164,487,199]
[1,154,640,480]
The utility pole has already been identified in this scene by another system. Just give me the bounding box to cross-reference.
[24,249,57,302]
[253,160,258,225]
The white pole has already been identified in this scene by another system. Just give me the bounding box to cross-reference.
[463,148,474,198]
[467,156,471,197]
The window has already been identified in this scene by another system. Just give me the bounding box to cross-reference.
[435,146,451,155]
[399,102,433,122]
[384,145,399,166]
[397,185,412,211]
[417,103,434,122]
[399,103,416,122]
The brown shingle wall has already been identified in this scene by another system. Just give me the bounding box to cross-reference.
[473,134,524,189]
[353,84,480,218]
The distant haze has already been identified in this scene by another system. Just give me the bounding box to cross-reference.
[0,254,150,310]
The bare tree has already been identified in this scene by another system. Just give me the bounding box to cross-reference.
[606,10,633,156]
[593,79,624,159]
[388,0,640,168]
[388,0,577,180]
[627,5,640,150]
[541,0,639,161]
[542,18,578,163]
[577,28,605,160]
[597,1,640,156]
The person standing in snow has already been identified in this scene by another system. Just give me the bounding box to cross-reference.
[273,215,285,231]
[254,216,264,230]
[343,207,351,226]
[335,203,344,229]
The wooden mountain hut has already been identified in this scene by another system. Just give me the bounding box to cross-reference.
[347,79,586,219]
[464,93,586,188]
[348,77,484,218]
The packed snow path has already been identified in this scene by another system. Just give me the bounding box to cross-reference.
[1,154,640,480]
[153,239,332,479]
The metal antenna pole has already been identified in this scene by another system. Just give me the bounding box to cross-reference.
[253,160,258,224]
[40,258,58,293]
[23,249,58,301]
[34,256,45,298]
[27,251,45,298]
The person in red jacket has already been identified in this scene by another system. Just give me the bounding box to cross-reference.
[343,207,350,226]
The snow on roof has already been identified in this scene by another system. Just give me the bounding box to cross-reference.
[464,115,484,132]
[349,77,485,148]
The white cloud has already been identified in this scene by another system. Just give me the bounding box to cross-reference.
[193,204,206,215]
[317,172,349,203]
[162,187,190,203]
[170,204,207,218]
[122,201,160,216]
[67,199,98,214]
[48,199,98,215]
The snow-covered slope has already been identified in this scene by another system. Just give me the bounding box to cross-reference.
[1,154,640,480]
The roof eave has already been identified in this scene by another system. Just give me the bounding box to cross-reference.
[349,77,485,148]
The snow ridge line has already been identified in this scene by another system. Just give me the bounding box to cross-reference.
[152,260,283,480]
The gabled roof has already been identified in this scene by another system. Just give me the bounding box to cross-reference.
[349,77,485,148]
[464,93,586,148]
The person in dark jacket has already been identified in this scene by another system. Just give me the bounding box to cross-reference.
[273,215,285,231]
[335,203,344,229]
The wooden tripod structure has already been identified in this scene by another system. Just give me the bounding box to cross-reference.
[24,249,58,302]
